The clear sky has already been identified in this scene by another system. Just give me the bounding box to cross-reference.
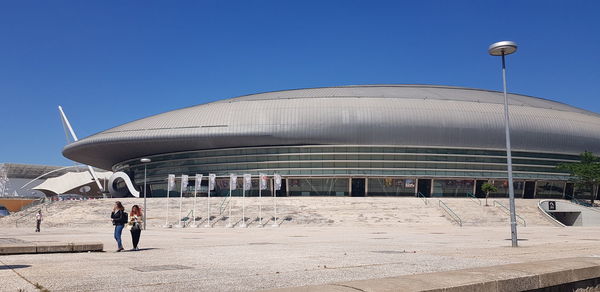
[1,1,599,167]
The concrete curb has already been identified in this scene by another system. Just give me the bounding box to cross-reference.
[264,257,600,292]
[0,242,103,255]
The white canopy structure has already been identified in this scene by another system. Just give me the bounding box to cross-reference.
[33,171,112,197]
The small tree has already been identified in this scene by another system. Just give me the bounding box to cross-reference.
[481,182,498,206]
[558,151,600,205]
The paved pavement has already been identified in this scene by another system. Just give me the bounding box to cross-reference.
[2,225,600,291]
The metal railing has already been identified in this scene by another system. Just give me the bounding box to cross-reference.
[569,196,593,208]
[466,192,482,206]
[438,200,462,226]
[416,192,428,205]
[219,196,230,215]
[181,209,194,227]
[14,198,47,227]
[493,200,526,227]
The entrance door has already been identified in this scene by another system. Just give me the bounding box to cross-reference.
[523,181,535,199]
[277,179,287,197]
[417,179,431,197]
[565,183,574,199]
[351,178,366,197]
[475,180,487,198]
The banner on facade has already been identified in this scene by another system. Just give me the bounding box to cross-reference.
[259,173,269,190]
[230,174,238,190]
[274,174,282,191]
[208,173,216,191]
[195,174,203,190]
[181,174,189,190]
[243,174,252,191]
[167,174,176,191]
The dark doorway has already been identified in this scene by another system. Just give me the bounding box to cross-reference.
[351,178,366,197]
[565,183,574,199]
[475,180,487,198]
[276,179,287,197]
[417,179,431,197]
[524,181,535,199]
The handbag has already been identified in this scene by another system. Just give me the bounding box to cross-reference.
[131,222,141,231]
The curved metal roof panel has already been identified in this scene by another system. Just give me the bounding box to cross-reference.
[62,85,600,169]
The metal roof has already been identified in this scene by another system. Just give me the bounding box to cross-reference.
[1,163,90,179]
[62,85,600,170]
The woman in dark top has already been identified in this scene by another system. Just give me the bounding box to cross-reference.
[128,205,143,251]
[110,201,127,252]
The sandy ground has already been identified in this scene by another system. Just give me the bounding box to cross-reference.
[2,225,600,292]
[1,197,590,292]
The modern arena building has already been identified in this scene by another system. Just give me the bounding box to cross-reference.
[62,85,600,199]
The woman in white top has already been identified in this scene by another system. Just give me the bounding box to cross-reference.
[128,205,143,251]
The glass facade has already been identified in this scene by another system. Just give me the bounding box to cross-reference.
[432,179,474,197]
[483,180,526,198]
[288,178,348,196]
[535,181,566,199]
[367,178,416,196]
[113,145,577,198]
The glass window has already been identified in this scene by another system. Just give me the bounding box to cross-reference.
[367,178,416,196]
[535,181,565,199]
[288,178,349,196]
[432,179,474,197]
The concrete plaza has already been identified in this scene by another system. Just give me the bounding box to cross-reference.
[2,224,600,291]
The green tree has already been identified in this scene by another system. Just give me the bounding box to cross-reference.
[481,182,498,206]
[558,151,600,205]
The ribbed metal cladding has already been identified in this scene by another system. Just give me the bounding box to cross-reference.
[62,85,600,170]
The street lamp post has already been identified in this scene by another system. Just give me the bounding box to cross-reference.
[488,41,519,247]
[140,158,151,230]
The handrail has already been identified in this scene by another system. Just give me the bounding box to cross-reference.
[219,196,230,215]
[416,192,428,205]
[438,200,462,226]
[182,209,194,226]
[15,198,46,227]
[570,196,593,207]
[493,200,526,227]
[466,192,482,206]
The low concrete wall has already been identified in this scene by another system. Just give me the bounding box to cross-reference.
[265,257,600,292]
[539,200,600,226]
[0,242,103,255]
[0,243,37,255]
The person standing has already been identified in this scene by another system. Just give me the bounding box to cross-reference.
[127,205,143,251]
[35,210,42,232]
[110,201,127,252]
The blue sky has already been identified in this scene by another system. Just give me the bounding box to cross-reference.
[1,1,599,166]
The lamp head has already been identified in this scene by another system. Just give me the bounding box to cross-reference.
[140,158,151,163]
[488,41,517,56]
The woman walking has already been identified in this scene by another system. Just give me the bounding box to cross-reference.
[128,205,143,251]
[110,201,128,252]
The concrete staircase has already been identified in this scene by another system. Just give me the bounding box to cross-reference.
[0,197,557,228]
[435,198,555,227]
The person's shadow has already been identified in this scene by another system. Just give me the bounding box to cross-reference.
[0,264,30,270]
[125,248,159,252]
